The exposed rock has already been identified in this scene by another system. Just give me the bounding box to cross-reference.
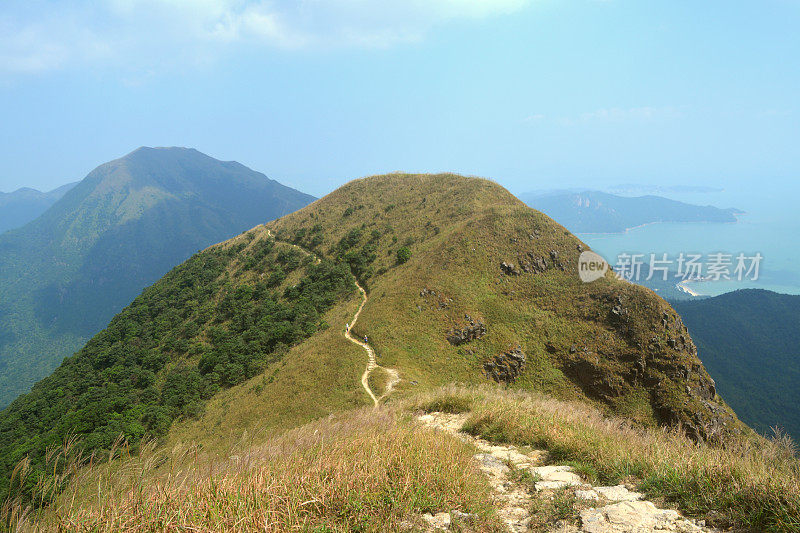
[474,453,511,476]
[417,412,716,533]
[500,261,521,275]
[450,509,477,526]
[532,465,583,491]
[483,346,526,384]
[594,485,643,502]
[565,358,626,400]
[422,512,451,530]
[580,501,706,532]
[610,304,628,320]
[447,320,487,345]
[576,489,600,501]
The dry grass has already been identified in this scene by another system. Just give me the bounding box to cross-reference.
[408,385,800,532]
[5,407,500,532]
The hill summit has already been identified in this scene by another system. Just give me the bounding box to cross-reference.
[0,172,743,507]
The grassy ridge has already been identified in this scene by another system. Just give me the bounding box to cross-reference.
[1,172,752,525]
[265,173,740,439]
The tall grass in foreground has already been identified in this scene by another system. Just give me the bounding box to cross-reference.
[4,408,500,532]
[410,385,800,532]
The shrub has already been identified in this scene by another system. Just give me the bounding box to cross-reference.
[396,246,412,264]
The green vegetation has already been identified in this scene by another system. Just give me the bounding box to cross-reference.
[0,147,314,408]
[264,173,739,442]
[396,246,412,264]
[0,172,752,527]
[0,182,76,233]
[7,385,798,532]
[673,289,800,440]
[0,233,354,504]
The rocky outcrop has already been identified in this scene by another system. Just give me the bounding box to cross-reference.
[500,261,521,275]
[447,316,487,346]
[564,358,626,400]
[484,346,526,384]
[419,287,452,309]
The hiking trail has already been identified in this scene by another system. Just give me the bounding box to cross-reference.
[346,282,400,407]
[416,412,717,533]
[266,229,398,406]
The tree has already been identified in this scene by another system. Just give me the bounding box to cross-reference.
[396,246,412,264]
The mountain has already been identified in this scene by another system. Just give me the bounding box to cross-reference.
[521,190,742,234]
[0,147,314,408]
[0,173,742,506]
[672,289,800,440]
[0,182,77,233]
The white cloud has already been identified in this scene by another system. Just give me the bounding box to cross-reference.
[0,0,534,74]
[523,113,545,122]
[548,106,683,126]
[579,106,682,121]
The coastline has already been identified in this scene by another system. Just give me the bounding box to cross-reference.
[676,279,702,297]
[578,214,744,237]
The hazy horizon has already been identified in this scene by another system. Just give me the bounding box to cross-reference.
[1,1,798,197]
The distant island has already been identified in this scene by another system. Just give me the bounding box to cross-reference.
[520,190,743,234]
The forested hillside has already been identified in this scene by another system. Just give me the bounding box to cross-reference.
[0,147,314,407]
[0,232,355,502]
[673,289,800,440]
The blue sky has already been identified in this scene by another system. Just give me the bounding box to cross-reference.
[0,0,798,197]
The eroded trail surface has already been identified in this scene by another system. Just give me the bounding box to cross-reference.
[345,282,399,407]
[266,229,398,405]
[416,412,717,533]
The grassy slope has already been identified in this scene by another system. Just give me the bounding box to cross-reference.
[169,294,370,451]
[0,231,355,502]
[414,386,800,532]
[171,173,740,448]
[16,406,503,532]
[16,386,798,532]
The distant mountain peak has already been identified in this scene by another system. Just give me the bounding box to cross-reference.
[0,149,314,409]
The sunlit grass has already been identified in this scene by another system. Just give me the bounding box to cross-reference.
[5,407,501,532]
[409,385,800,532]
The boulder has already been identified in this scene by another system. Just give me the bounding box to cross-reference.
[483,346,526,384]
[500,261,521,275]
[447,320,487,345]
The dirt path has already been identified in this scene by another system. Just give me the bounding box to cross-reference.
[265,229,320,264]
[264,229,398,406]
[345,282,399,407]
[417,412,716,533]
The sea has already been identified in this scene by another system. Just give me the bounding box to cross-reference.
[578,184,800,297]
